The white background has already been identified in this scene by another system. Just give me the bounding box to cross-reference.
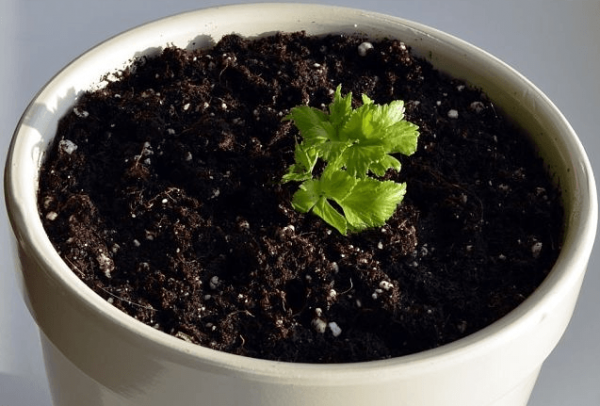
[1,1,599,405]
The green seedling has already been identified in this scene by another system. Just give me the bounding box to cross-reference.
[282,85,419,235]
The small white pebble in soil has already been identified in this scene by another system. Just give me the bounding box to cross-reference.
[312,317,327,334]
[209,275,221,290]
[73,107,89,118]
[447,109,459,119]
[328,289,337,299]
[379,280,393,291]
[357,41,374,57]
[470,101,486,113]
[356,299,362,308]
[107,297,114,304]
[175,331,194,343]
[182,103,191,111]
[97,252,114,278]
[436,101,442,106]
[328,322,342,337]
[531,242,543,258]
[372,292,379,300]
[457,85,466,92]
[314,307,323,317]
[46,211,58,221]
[132,239,141,247]
[142,142,153,155]
[377,241,384,250]
[59,139,78,155]
[162,198,168,204]
[498,254,507,260]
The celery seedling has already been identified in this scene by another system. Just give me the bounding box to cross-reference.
[282,85,419,235]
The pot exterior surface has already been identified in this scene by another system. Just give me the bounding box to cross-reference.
[5,4,597,406]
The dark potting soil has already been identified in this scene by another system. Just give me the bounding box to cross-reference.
[38,32,563,363]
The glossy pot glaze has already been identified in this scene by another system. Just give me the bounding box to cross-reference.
[4,4,597,406]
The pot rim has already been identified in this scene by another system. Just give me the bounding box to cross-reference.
[4,2,597,384]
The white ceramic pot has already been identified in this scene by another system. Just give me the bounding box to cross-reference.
[4,4,597,406]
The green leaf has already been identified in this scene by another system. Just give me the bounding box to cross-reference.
[340,144,386,178]
[341,178,407,231]
[302,121,338,147]
[385,120,420,156]
[312,197,348,235]
[314,139,351,165]
[369,155,402,177]
[281,165,312,183]
[291,170,356,235]
[285,105,328,136]
[282,143,318,183]
[372,100,405,129]
[295,142,318,172]
[340,103,376,142]
[329,85,353,129]
[291,179,321,213]
[320,166,358,202]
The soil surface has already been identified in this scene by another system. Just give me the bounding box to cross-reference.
[38,32,563,363]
